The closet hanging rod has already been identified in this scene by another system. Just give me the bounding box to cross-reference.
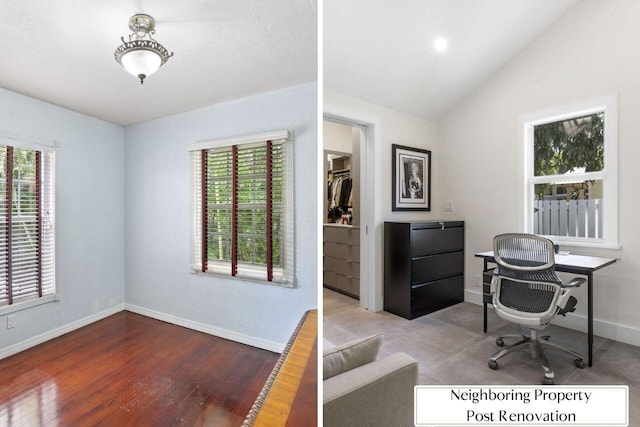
[331,168,351,177]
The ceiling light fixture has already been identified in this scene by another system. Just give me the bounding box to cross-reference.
[433,37,448,52]
[114,14,174,84]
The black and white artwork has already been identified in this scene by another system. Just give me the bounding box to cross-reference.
[392,144,431,211]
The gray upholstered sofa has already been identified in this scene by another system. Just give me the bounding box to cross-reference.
[323,334,419,427]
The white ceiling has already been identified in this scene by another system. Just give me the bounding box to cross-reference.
[324,0,580,121]
[0,0,317,126]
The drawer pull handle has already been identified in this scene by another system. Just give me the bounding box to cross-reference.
[439,221,445,230]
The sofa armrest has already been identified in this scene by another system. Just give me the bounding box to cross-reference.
[323,352,418,427]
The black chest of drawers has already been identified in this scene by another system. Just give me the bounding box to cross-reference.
[384,221,464,319]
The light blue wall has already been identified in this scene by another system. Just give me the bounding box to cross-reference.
[124,82,318,349]
[0,88,126,349]
[0,82,316,354]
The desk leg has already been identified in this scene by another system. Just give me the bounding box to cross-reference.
[588,273,593,367]
[483,302,488,333]
[483,259,488,333]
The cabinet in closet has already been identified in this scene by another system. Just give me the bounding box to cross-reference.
[384,221,464,319]
[323,224,360,298]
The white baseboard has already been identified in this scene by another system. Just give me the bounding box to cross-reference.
[464,289,484,306]
[0,303,284,360]
[465,289,640,347]
[0,303,125,360]
[124,303,284,353]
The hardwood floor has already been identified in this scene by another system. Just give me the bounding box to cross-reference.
[0,311,279,426]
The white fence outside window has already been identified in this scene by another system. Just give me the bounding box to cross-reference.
[533,199,602,239]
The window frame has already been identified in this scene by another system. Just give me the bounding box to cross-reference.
[517,95,619,250]
[0,131,56,315]
[188,130,294,287]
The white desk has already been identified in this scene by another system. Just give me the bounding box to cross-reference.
[475,250,616,367]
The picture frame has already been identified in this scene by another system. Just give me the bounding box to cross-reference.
[392,144,431,211]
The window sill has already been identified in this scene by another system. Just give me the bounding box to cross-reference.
[0,294,58,316]
[190,268,294,288]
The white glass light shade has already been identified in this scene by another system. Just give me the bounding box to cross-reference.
[121,49,162,78]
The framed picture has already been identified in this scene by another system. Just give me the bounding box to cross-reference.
[392,144,431,211]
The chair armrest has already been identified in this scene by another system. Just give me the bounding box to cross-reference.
[563,277,586,288]
[324,352,418,427]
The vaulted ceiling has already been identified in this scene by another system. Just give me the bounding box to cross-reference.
[0,0,317,126]
[324,0,580,121]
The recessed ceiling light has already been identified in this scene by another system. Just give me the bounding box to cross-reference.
[434,37,448,52]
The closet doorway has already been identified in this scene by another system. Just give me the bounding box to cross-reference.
[323,119,364,300]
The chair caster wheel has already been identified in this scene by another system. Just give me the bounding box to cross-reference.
[488,360,499,370]
[574,359,586,369]
[495,338,504,347]
[542,377,554,385]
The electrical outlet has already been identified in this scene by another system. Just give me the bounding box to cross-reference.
[7,314,15,329]
[475,274,482,288]
[443,201,454,212]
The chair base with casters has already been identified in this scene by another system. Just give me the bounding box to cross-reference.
[488,328,585,385]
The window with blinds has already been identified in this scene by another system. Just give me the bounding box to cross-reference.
[0,143,55,309]
[189,130,293,286]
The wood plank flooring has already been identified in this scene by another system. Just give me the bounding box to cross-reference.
[0,311,279,426]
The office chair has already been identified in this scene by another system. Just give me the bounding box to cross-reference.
[488,233,586,385]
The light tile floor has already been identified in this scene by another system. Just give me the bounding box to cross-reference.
[323,288,640,424]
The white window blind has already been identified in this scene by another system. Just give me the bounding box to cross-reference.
[189,130,294,286]
[0,143,56,308]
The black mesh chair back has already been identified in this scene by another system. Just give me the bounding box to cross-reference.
[492,234,562,318]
